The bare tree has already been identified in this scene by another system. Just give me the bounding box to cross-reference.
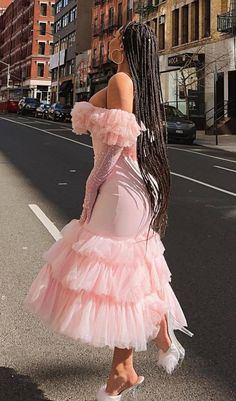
[175,45,231,119]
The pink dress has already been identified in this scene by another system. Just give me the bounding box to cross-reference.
[24,101,188,352]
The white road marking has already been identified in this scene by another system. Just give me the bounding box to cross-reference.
[46,128,72,131]
[171,172,236,197]
[214,165,236,173]
[2,116,235,198]
[29,204,62,241]
[0,116,93,148]
[169,145,236,164]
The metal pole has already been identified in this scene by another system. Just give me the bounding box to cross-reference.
[214,64,218,145]
[56,35,61,103]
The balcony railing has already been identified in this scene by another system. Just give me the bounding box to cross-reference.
[217,13,236,34]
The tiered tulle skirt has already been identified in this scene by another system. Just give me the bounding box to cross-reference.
[24,219,188,351]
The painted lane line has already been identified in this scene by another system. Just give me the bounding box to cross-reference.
[0,116,93,149]
[169,145,236,164]
[46,128,72,131]
[29,204,62,241]
[171,172,236,197]
[214,165,236,173]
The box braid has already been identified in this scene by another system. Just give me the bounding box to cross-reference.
[121,21,171,240]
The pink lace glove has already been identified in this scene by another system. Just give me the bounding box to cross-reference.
[79,143,123,224]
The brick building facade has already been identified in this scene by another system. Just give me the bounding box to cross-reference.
[49,0,77,105]
[89,0,135,95]
[0,0,12,16]
[0,0,54,102]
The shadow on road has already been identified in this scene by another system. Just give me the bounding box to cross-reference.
[0,367,53,401]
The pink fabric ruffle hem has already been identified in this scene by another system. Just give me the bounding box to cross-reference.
[24,219,188,351]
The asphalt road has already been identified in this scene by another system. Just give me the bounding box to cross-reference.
[0,114,235,401]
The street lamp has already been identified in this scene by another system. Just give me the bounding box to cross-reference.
[31,29,61,102]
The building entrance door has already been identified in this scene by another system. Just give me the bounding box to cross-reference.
[216,72,224,119]
[228,70,236,117]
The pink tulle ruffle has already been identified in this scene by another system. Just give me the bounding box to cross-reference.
[71,101,144,148]
[24,219,188,351]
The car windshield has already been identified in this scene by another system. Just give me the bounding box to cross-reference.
[26,98,40,103]
[55,104,66,110]
[165,106,185,118]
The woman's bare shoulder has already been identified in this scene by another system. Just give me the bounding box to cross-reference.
[89,87,107,108]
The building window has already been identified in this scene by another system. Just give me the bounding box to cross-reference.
[40,3,47,16]
[118,2,122,27]
[101,13,105,30]
[202,0,211,38]
[191,0,199,41]
[38,42,45,55]
[181,5,189,44]
[37,63,44,77]
[67,59,74,75]
[172,9,179,46]
[62,13,69,27]
[64,0,69,6]
[127,0,133,21]
[100,43,104,62]
[109,7,114,26]
[158,15,165,50]
[68,31,76,47]
[55,19,62,32]
[49,42,53,55]
[61,37,68,49]
[39,22,46,35]
[52,4,55,16]
[56,0,63,15]
[221,0,228,13]
[70,7,77,22]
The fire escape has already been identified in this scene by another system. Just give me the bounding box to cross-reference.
[217,0,236,34]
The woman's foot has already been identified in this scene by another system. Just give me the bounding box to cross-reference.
[105,368,139,396]
[152,314,172,352]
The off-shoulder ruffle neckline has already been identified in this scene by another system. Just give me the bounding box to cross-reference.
[79,101,136,117]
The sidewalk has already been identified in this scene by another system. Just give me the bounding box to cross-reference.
[194,130,236,153]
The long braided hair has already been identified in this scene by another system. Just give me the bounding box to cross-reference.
[120,21,171,239]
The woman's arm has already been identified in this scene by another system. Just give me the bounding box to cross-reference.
[80,73,134,224]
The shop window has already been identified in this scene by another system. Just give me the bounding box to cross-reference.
[158,15,165,50]
[38,42,45,55]
[202,0,211,38]
[37,63,44,77]
[172,9,179,46]
[40,3,47,16]
[181,5,189,44]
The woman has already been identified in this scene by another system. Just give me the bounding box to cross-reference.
[24,21,194,401]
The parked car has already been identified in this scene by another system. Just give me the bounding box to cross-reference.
[0,100,19,113]
[164,105,196,145]
[35,103,50,119]
[47,103,72,122]
[17,97,41,115]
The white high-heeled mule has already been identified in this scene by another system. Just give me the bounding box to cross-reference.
[96,375,145,401]
[157,310,194,374]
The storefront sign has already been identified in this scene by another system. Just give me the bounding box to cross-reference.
[168,53,204,67]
